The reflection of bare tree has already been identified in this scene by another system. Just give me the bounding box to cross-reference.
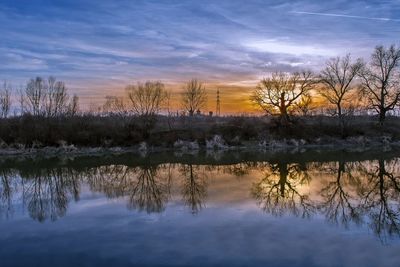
[222,162,262,177]
[319,159,400,241]
[180,164,207,214]
[320,161,363,227]
[23,168,81,222]
[0,169,17,218]
[127,166,170,213]
[86,164,171,213]
[86,165,130,198]
[252,162,314,217]
[1,154,400,241]
[359,159,400,240]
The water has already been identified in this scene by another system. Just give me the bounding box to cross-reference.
[1,150,400,267]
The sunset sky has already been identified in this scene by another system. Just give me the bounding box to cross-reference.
[1,0,399,113]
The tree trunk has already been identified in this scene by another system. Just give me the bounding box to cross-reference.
[337,103,345,137]
[280,109,289,125]
[279,92,289,125]
[379,108,386,124]
[379,86,386,124]
[278,162,288,197]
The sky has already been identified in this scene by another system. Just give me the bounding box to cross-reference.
[1,0,400,113]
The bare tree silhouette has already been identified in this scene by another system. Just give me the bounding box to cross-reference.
[252,71,315,124]
[359,45,400,124]
[318,54,363,134]
[0,81,12,118]
[181,79,207,116]
[44,77,69,117]
[103,96,126,116]
[126,81,168,137]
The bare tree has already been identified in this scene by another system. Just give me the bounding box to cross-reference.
[45,77,69,117]
[181,79,207,116]
[0,81,12,118]
[126,81,167,136]
[252,71,315,123]
[358,45,400,124]
[25,77,47,116]
[295,93,313,116]
[88,102,102,115]
[23,77,75,117]
[103,95,126,116]
[18,86,26,115]
[319,55,363,132]
[68,94,79,116]
[126,81,167,116]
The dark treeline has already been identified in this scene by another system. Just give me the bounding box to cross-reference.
[1,45,400,148]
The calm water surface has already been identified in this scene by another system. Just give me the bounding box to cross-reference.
[1,150,400,267]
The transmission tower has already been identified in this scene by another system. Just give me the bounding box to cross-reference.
[216,89,221,116]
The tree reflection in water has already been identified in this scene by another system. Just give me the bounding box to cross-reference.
[0,155,399,241]
[180,164,207,214]
[23,168,81,222]
[86,165,131,198]
[222,162,258,177]
[127,166,171,213]
[0,169,17,218]
[359,159,400,240]
[251,161,314,217]
[319,160,363,228]
[250,158,400,241]
[86,164,171,213]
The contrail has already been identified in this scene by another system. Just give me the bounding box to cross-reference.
[291,11,400,22]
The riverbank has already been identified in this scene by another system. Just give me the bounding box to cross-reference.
[1,114,400,158]
[0,134,398,159]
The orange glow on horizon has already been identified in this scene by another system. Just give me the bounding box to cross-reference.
[78,81,262,115]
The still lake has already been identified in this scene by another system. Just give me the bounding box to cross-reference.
[1,149,400,267]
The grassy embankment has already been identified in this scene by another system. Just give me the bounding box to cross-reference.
[0,114,399,151]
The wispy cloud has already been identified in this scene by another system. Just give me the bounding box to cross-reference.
[0,0,399,108]
[291,11,400,22]
[241,39,336,57]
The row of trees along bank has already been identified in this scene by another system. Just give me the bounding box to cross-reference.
[0,45,400,134]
